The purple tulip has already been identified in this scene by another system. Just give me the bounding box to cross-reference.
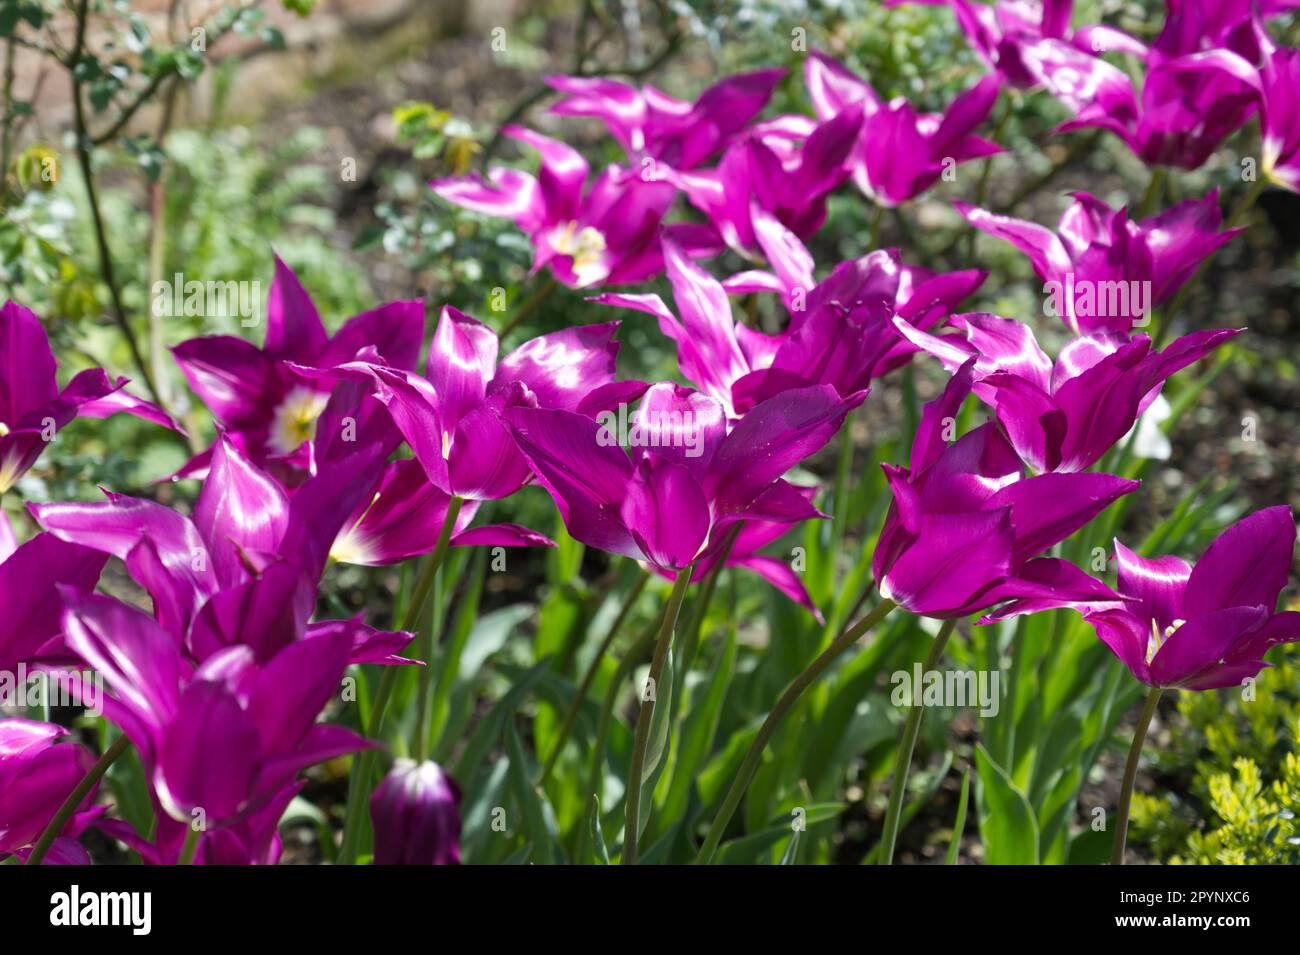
[1148,0,1290,63]
[895,312,1240,473]
[171,256,424,482]
[955,190,1242,335]
[0,300,180,493]
[885,1,1146,87]
[0,719,99,863]
[432,126,719,287]
[663,105,863,257]
[656,483,828,621]
[0,515,107,673]
[803,49,1003,207]
[597,236,981,417]
[31,436,408,665]
[297,308,645,503]
[100,783,301,865]
[1080,507,1300,690]
[60,589,373,838]
[1262,47,1300,192]
[505,381,866,574]
[873,360,1139,618]
[329,457,555,566]
[545,69,785,170]
[1026,41,1261,169]
[370,758,462,865]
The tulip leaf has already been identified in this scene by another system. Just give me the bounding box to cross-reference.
[974,744,1039,864]
[780,829,802,865]
[506,719,563,865]
[585,794,610,865]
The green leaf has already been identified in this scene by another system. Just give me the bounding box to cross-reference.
[974,744,1039,864]
[506,720,563,865]
[585,795,610,865]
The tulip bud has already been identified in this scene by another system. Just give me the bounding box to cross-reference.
[369,759,462,865]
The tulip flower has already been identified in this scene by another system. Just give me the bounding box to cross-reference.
[1087,506,1300,864]
[171,256,424,481]
[329,458,555,566]
[32,436,407,664]
[720,203,986,319]
[663,105,863,257]
[370,758,462,865]
[432,126,719,287]
[0,719,100,863]
[1078,508,1300,690]
[1262,47,1300,192]
[297,308,645,503]
[1147,0,1292,63]
[598,237,980,417]
[100,783,301,865]
[545,69,785,170]
[61,590,373,837]
[664,483,827,621]
[0,300,180,493]
[505,381,866,574]
[894,312,1240,472]
[873,360,1139,618]
[955,190,1242,335]
[1026,43,1261,169]
[883,1,1146,86]
[0,513,107,673]
[803,50,1003,207]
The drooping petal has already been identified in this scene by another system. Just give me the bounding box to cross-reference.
[171,335,276,430]
[503,406,638,558]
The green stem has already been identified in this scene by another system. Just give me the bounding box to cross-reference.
[675,524,741,681]
[621,565,693,865]
[1111,685,1163,865]
[1137,166,1166,218]
[26,734,130,866]
[179,824,201,865]
[497,277,557,339]
[695,598,897,864]
[337,496,464,865]
[574,622,656,860]
[540,566,649,785]
[869,204,884,249]
[878,617,958,865]
[67,0,168,415]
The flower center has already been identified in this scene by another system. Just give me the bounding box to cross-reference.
[548,221,609,286]
[269,385,331,455]
[0,420,9,437]
[1146,617,1186,664]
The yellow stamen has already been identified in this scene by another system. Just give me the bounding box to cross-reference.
[269,385,330,455]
